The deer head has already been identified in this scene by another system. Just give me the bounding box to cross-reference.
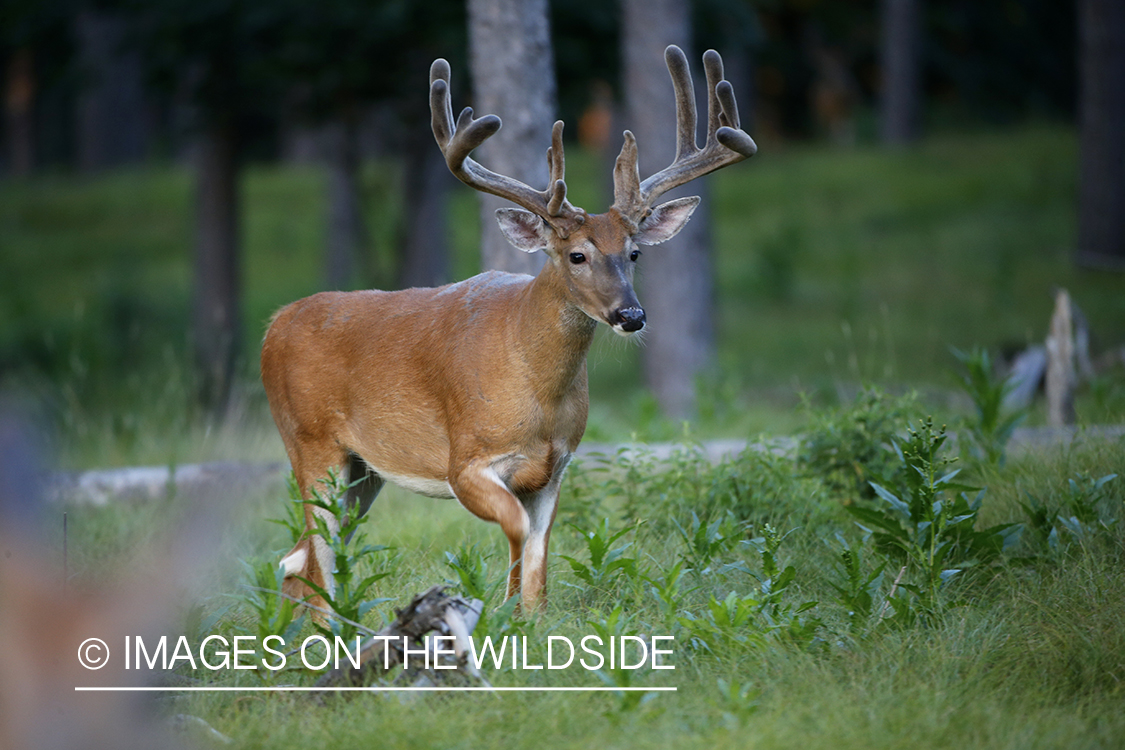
[429,45,757,336]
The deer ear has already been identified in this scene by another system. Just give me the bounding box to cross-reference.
[634,196,700,245]
[496,208,549,253]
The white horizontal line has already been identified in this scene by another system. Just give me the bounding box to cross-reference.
[75,686,675,693]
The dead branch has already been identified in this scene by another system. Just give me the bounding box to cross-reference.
[314,586,484,689]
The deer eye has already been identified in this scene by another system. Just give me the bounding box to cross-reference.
[629,249,641,262]
[569,252,586,264]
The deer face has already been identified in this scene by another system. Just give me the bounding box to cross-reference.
[496,196,699,336]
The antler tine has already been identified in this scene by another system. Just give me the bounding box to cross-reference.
[548,120,565,186]
[429,59,454,147]
[545,120,572,217]
[610,130,644,223]
[702,49,724,145]
[665,46,698,161]
[428,59,585,237]
[623,46,758,220]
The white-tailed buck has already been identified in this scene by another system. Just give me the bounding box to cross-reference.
[261,46,756,612]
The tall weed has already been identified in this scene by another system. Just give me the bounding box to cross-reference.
[952,347,1025,467]
[846,418,1017,622]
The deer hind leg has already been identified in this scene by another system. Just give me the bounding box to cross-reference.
[278,441,351,613]
[449,461,530,607]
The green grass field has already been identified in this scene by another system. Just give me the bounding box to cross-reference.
[6,124,1125,746]
[1,123,1123,468]
[54,412,1125,749]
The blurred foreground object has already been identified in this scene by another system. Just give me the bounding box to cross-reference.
[0,400,224,750]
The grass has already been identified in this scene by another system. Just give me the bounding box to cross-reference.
[51,414,1125,749]
[13,122,1124,747]
[1,123,1123,467]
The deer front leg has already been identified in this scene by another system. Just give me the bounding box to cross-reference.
[449,461,532,608]
[517,452,570,611]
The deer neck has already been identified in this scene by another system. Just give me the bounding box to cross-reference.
[515,260,597,402]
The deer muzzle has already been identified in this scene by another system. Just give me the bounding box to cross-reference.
[610,306,646,333]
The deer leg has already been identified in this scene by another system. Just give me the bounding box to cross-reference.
[449,462,530,606]
[279,441,348,612]
[517,453,570,612]
[342,453,384,543]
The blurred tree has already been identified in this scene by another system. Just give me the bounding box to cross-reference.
[123,0,469,410]
[3,47,36,177]
[750,1,875,140]
[1076,0,1125,267]
[693,0,761,133]
[74,8,149,171]
[551,0,619,131]
[265,0,465,290]
[623,0,712,420]
[879,0,921,144]
[928,0,1075,121]
[123,0,282,412]
[467,0,557,275]
[1,0,75,176]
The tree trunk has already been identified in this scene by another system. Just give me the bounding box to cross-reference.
[467,0,556,276]
[74,10,149,171]
[1076,0,1125,268]
[324,113,366,290]
[398,125,451,289]
[192,123,241,413]
[623,0,714,420]
[4,48,36,176]
[879,0,921,146]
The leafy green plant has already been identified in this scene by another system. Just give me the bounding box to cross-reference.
[293,469,393,642]
[561,518,641,591]
[269,473,308,545]
[444,542,493,602]
[569,436,827,545]
[673,510,745,576]
[1019,472,1119,554]
[572,444,660,527]
[681,524,820,652]
[588,607,660,717]
[679,591,769,654]
[644,561,696,631]
[715,677,761,729]
[235,557,306,680]
[556,455,607,529]
[742,524,821,645]
[798,387,917,501]
[713,447,828,528]
[1058,473,1119,541]
[847,418,1017,620]
[952,346,1025,467]
[443,542,529,644]
[827,532,886,635]
[625,440,712,529]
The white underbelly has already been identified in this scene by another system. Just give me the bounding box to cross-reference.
[373,465,455,499]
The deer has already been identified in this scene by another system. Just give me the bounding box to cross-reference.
[260,45,756,614]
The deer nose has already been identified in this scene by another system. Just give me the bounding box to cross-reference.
[612,306,646,332]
